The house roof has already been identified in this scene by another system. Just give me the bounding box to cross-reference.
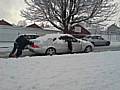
[26,23,42,29]
[0,19,12,26]
[107,24,120,34]
[107,24,120,30]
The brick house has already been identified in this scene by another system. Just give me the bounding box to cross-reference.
[67,24,91,38]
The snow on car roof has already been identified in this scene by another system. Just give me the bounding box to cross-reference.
[18,33,39,36]
[44,33,73,37]
[35,33,73,41]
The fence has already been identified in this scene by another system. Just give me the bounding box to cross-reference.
[100,34,120,42]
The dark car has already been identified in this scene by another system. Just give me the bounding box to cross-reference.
[83,35,110,46]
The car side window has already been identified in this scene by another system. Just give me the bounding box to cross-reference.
[92,36,97,39]
[67,36,77,42]
[28,35,31,39]
[65,36,72,42]
[98,36,104,40]
[59,36,63,40]
[59,36,78,42]
[71,37,78,42]
[59,36,67,40]
[31,35,39,39]
[86,36,91,38]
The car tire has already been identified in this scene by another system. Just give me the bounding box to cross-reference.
[84,46,92,53]
[45,47,56,56]
[106,41,110,46]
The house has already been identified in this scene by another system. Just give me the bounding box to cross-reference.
[67,24,91,38]
[79,22,106,35]
[0,19,16,42]
[106,24,120,35]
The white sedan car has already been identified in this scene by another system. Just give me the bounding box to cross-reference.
[28,34,94,55]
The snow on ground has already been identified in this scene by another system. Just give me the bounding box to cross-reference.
[0,51,120,90]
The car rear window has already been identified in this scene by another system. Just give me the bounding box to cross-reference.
[24,35,39,40]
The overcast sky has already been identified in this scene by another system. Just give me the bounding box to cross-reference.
[0,0,120,25]
[0,0,26,24]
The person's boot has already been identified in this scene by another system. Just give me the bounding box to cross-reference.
[9,54,16,58]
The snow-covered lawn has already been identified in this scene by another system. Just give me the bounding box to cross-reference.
[0,51,120,90]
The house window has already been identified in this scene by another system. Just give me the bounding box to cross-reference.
[75,27,81,33]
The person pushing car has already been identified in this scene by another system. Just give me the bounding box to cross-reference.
[9,35,34,58]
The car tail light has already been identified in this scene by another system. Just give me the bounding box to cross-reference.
[31,44,40,48]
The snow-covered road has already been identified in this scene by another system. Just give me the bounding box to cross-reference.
[0,51,120,90]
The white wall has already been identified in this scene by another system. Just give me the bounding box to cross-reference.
[0,25,61,42]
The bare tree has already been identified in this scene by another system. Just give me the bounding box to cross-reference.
[21,0,117,33]
[17,20,27,27]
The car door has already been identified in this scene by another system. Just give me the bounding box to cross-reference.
[97,36,107,46]
[93,36,106,46]
[65,36,82,53]
[91,36,103,46]
[71,37,82,52]
[53,36,68,53]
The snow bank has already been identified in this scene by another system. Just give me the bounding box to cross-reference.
[0,51,120,90]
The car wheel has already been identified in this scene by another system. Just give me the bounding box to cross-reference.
[106,41,110,46]
[84,46,92,53]
[45,48,56,56]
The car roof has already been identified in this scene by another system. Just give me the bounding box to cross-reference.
[18,33,39,36]
[35,33,73,41]
[49,33,72,36]
[41,33,72,38]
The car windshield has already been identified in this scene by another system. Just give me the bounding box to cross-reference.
[86,36,91,38]
[92,36,99,39]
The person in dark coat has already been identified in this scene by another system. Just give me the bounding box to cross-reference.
[64,37,72,53]
[67,40,72,53]
[9,35,33,58]
[67,39,72,53]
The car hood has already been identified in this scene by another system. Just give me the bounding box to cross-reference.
[78,39,90,43]
[77,39,94,46]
